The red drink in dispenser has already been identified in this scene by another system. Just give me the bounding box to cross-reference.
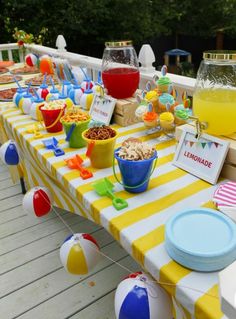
[102,67,140,99]
[102,41,140,99]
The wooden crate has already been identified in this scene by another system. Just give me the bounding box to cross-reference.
[175,124,236,181]
[113,96,140,127]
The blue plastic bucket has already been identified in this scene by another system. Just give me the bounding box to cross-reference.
[114,148,158,193]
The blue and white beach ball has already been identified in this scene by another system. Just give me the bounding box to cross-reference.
[0,140,19,165]
[115,272,172,319]
[60,233,100,275]
[68,86,84,105]
[13,88,26,107]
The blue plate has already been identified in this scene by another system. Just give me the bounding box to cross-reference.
[165,208,236,272]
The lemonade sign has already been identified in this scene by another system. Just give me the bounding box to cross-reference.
[173,128,229,184]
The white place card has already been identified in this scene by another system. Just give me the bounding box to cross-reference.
[89,94,117,125]
[173,128,230,184]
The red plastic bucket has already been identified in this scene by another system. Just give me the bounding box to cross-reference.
[40,106,65,133]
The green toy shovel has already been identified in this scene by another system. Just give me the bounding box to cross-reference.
[92,178,128,211]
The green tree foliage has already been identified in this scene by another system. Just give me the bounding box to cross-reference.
[1,0,236,53]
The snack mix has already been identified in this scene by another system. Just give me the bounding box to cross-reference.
[84,126,116,140]
[41,100,65,110]
[61,110,90,123]
[118,139,155,161]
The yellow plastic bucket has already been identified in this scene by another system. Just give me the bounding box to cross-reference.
[82,129,118,168]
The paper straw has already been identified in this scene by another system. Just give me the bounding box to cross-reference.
[13,77,22,89]
[33,88,40,99]
[50,77,55,91]
[80,67,89,81]
[27,82,32,95]
[43,73,47,86]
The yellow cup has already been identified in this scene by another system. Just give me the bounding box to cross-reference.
[82,129,118,168]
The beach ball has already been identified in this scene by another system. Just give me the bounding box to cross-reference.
[18,91,34,114]
[39,55,54,75]
[46,92,60,102]
[0,140,19,165]
[30,99,44,121]
[115,272,172,319]
[37,84,49,100]
[63,80,73,96]
[25,53,39,67]
[80,89,94,111]
[13,88,26,107]
[68,85,84,105]
[22,186,53,217]
[60,233,100,275]
[81,79,94,91]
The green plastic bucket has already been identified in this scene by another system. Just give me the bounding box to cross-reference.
[61,118,91,148]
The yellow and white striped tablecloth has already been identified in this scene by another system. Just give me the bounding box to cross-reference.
[0,104,229,319]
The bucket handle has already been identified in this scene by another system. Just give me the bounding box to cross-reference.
[112,153,158,189]
[65,123,76,141]
[39,105,65,130]
[86,141,95,157]
[27,106,65,137]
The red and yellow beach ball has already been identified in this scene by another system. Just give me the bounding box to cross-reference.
[60,233,100,275]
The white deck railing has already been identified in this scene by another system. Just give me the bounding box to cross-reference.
[0,36,196,101]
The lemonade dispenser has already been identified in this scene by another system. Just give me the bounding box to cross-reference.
[193,51,236,136]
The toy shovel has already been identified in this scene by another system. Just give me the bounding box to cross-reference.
[65,154,93,179]
[92,178,128,211]
[43,137,65,156]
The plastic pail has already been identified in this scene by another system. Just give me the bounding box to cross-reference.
[62,118,91,148]
[114,147,157,193]
[40,106,65,133]
[82,129,118,168]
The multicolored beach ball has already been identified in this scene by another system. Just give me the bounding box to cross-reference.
[0,140,19,165]
[23,186,53,217]
[25,53,39,67]
[115,272,172,319]
[60,233,100,275]
[80,89,94,111]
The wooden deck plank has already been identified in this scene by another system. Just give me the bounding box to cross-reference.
[0,164,9,173]
[0,177,18,191]
[0,208,69,238]
[0,184,21,201]
[0,219,101,275]
[0,205,26,224]
[0,170,12,181]
[0,193,23,212]
[70,291,116,319]
[0,152,140,319]
[0,245,135,318]
[0,212,82,256]
[0,228,115,298]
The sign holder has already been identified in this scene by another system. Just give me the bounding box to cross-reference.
[173,128,230,184]
[89,92,116,125]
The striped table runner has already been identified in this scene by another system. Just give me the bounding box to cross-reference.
[0,106,229,319]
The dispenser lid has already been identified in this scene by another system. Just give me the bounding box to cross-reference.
[203,50,236,61]
[105,40,133,48]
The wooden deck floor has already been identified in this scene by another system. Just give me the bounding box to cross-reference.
[0,161,140,319]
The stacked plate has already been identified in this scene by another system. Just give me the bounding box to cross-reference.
[165,208,236,272]
[213,181,236,222]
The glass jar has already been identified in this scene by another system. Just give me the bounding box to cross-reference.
[101,40,140,99]
[193,51,236,136]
